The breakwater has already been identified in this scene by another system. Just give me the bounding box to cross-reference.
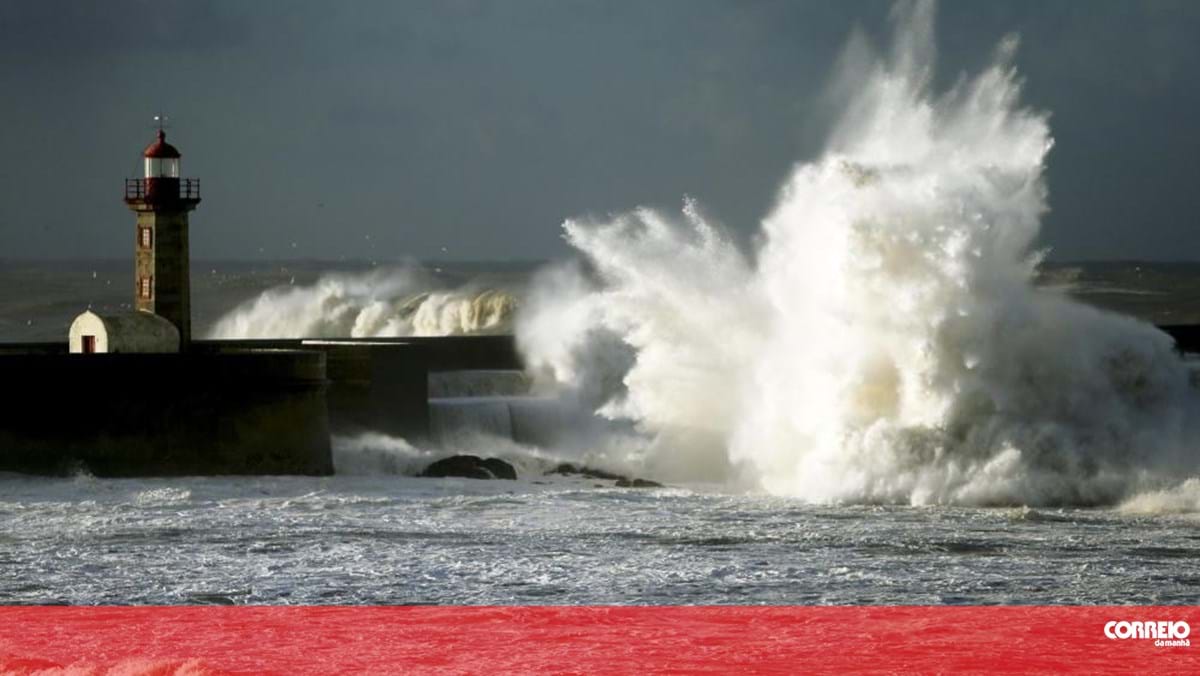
[3,327,1198,478]
[0,350,331,476]
[0,335,519,477]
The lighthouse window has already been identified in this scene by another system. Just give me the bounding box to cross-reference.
[144,157,180,178]
[139,276,153,299]
[139,227,152,249]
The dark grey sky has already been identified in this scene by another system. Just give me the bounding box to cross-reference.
[1,0,1197,261]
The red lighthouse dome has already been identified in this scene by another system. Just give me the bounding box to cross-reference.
[143,129,181,159]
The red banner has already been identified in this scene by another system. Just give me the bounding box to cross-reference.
[0,606,1196,674]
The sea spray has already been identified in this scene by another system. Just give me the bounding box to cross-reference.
[332,433,433,475]
[209,267,518,338]
[517,0,1200,505]
[1118,478,1200,516]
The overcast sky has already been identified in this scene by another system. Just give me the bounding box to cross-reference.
[1,0,1197,262]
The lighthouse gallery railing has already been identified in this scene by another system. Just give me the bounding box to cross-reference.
[124,178,200,201]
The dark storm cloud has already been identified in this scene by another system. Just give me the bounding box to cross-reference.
[0,1,248,56]
[0,0,1197,261]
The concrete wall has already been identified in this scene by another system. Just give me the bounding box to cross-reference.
[194,335,522,440]
[0,336,522,475]
[0,351,332,477]
[193,335,522,370]
[319,342,431,438]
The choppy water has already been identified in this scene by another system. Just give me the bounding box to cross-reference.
[5,259,1200,603]
[2,473,1198,605]
[8,255,1199,606]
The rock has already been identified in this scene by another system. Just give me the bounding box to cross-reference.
[480,457,518,480]
[545,462,624,481]
[420,455,516,480]
[546,462,664,488]
[615,478,663,488]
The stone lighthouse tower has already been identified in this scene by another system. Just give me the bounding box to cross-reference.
[124,128,200,347]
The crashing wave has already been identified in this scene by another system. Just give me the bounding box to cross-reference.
[209,268,517,338]
[515,0,1200,506]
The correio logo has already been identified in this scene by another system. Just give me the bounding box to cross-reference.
[1104,621,1191,647]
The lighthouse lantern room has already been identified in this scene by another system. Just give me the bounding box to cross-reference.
[144,132,180,178]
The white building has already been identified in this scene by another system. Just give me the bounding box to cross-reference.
[68,310,180,354]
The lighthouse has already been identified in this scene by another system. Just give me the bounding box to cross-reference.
[124,128,200,347]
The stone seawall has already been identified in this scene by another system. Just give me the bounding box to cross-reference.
[0,336,522,476]
[194,336,522,439]
[0,351,332,476]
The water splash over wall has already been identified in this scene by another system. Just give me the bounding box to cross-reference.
[516,0,1200,505]
[209,267,517,338]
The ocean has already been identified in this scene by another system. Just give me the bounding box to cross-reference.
[2,471,1199,606]
[1,259,1199,605]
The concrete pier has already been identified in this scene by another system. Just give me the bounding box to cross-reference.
[5,323,1200,477]
[194,335,521,440]
[0,335,521,476]
[0,350,331,476]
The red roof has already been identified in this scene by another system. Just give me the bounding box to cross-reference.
[143,130,181,159]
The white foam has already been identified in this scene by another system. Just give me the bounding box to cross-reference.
[1119,479,1200,515]
[209,267,517,338]
[515,0,1200,505]
[332,433,433,475]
